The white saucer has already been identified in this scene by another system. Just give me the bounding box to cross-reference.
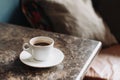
[19,48,64,68]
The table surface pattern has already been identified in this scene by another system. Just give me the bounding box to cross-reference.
[0,23,101,80]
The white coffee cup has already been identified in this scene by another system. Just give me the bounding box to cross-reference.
[23,36,54,61]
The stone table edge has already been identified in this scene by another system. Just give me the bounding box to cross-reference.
[76,42,102,80]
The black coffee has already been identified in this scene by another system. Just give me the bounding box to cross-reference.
[34,42,50,46]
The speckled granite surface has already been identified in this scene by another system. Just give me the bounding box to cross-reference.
[0,23,101,80]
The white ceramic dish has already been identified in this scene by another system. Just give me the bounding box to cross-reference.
[19,48,64,68]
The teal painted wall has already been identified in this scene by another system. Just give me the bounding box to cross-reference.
[0,0,30,26]
[0,0,19,22]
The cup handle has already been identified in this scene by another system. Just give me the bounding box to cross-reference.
[22,43,32,54]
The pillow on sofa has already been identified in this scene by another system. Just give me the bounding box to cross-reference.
[22,0,118,46]
[86,44,120,80]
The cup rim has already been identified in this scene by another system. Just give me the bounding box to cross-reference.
[29,36,54,47]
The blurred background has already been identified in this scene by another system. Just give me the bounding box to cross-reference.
[0,0,30,26]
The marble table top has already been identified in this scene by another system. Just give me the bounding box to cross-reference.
[0,23,102,80]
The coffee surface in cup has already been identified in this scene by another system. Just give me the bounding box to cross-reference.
[34,42,50,46]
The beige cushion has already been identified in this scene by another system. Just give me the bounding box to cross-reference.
[86,44,120,80]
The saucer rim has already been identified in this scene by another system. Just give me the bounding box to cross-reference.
[19,48,64,68]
